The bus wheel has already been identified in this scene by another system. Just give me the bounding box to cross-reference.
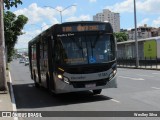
[93,89,102,95]
[46,74,50,91]
[34,74,39,88]
[34,82,39,88]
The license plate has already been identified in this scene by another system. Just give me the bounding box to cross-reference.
[85,83,96,88]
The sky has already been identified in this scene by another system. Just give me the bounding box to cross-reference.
[7,0,160,48]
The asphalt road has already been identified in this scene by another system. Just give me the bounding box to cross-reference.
[10,60,160,120]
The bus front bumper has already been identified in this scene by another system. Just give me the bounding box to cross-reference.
[53,75,117,94]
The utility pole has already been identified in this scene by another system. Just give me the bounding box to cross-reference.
[134,0,139,68]
[0,0,7,91]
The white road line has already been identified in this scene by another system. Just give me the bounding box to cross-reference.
[151,87,160,90]
[137,74,154,77]
[152,73,160,75]
[111,99,120,103]
[118,76,145,81]
[28,84,34,87]
[9,71,18,120]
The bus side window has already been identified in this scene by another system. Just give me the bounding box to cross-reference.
[40,43,43,59]
[55,39,61,64]
[44,42,48,67]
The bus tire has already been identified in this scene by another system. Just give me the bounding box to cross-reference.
[46,74,50,91]
[34,73,39,88]
[93,89,102,95]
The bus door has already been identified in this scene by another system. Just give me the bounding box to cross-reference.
[36,42,41,84]
[47,35,55,90]
[40,38,48,87]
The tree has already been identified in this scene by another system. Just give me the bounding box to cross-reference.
[0,0,23,91]
[4,11,28,62]
[114,32,128,42]
[4,0,22,10]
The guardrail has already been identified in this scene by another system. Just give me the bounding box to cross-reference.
[117,57,160,70]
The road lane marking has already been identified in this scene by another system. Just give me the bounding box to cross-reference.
[152,73,160,75]
[118,76,145,80]
[28,84,34,87]
[111,99,120,103]
[9,71,18,120]
[137,74,154,77]
[151,87,160,90]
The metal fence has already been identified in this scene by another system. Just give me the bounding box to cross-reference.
[117,57,160,70]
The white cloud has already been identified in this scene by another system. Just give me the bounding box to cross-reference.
[105,0,160,14]
[41,22,50,31]
[89,0,96,3]
[14,3,77,24]
[66,15,91,22]
[152,17,160,27]
[15,28,41,48]
[137,18,150,27]
[14,3,57,24]
[105,0,133,13]
[137,0,160,14]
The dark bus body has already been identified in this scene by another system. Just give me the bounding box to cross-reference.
[28,21,117,94]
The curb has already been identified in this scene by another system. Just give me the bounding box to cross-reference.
[0,71,18,120]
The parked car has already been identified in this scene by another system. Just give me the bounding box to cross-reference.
[19,58,25,63]
[25,58,29,66]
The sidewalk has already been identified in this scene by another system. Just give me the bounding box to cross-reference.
[118,65,160,70]
[0,71,14,120]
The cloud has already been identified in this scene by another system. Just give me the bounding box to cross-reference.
[105,0,133,13]
[15,28,42,48]
[14,3,77,24]
[66,15,91,22]
[14,3,57,24]
[152,17,160,27]
[137,18,150,27]
[105,0,160,14]
[89,0,96,3]
[137,0,160,14]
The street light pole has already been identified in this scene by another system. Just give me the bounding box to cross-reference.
[60,11,62,23]
[45,5,76,23]
[0,0,7,91]
[134,0,139,68]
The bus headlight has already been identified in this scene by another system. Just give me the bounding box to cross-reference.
[58,74,63,79]
[109,70,117,80]
[57,74,70,84]
[64,77,70,84]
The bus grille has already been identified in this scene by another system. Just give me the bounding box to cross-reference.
[70,78,109,88]
[64,62,115,74]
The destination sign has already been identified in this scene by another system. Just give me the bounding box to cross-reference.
[62,24,105,32]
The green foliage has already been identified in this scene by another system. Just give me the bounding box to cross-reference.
[4,0,22,10]
[4,11,28,62]
[114,32,128,42]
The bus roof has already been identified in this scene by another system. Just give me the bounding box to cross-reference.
[61,21,110,25]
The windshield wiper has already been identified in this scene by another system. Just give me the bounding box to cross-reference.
[92,32,107,48]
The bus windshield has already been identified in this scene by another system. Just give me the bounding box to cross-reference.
[56,33,115,65]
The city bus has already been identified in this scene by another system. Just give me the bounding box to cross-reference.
[28,21,117,94]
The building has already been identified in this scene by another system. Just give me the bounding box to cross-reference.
[117,36,160,60]
[127,24,160,40]
[93,9,120,33]
[151,27,160,37]
[128,24,153,40]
